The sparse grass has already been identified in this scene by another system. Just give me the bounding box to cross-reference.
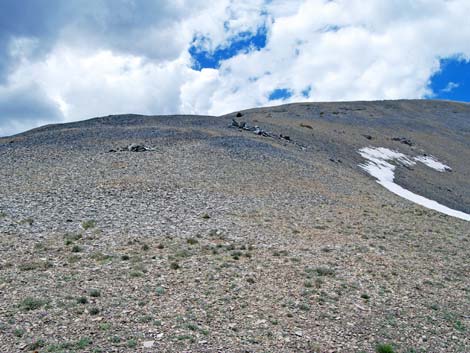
[77,296,88,304]
[314,266,335,276]
[130,270,144,278]
[184,323,209,336]
[71,245,83,253]
[46,342,70,351]
[19,218,34,225]
[139,315,153,323]
[34,242,46,251]
[376,343,395,353]
[89,307,100,315]
[64,233,82,245]
[109,335,121,344]
[99,323,111,331]
[176,334,195,342]
[68,255,81,263]
[442,311,465,333]
[133,261,147,271]
[186,323,199,331]
[81,220,96,230]
[0,108,468,353]
[28,339,46,350]
[91,252,112,263]
[77,337,92,349]
[89,289,101,297]
[231,251,242,260]
[454,320,465,332]
[19,260,52,271]
[127,339,137,348]
[13,328,25,337]
[176,249,190,258]
[20,297,47,311]
[273,250,288,257]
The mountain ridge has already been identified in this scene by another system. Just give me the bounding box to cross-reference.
[0,99,468,352]
[4,99,470,138]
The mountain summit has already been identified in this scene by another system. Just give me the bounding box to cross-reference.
[0,100,468,352]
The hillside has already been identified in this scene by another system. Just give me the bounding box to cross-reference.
[0,100,469,352]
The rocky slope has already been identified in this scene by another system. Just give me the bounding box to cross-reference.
[0,100,468,352]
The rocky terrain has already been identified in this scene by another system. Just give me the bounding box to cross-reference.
[0,100,468,352]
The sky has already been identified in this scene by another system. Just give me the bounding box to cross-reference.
[0,0,470,136]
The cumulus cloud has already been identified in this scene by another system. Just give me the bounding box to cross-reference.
[0,0,208,69]
[1,0,470,136]
[0,83,62,136]
[211,0,470,106]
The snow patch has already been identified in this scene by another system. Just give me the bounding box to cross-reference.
[359,147,469,222]
[413,155,452,172]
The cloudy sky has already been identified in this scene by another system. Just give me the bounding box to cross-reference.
[1,0,470,136]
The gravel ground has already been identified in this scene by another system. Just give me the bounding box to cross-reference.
[0,100,469,352]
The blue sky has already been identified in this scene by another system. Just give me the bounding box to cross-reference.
[189,31,470,103]
[429,58,470,102]
[189,26,268,70]
[0,0,470,136]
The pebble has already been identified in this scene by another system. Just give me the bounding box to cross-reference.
[143,340,155,348]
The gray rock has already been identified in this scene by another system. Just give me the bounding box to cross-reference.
[116,143,154,152]
[392,136,414,146]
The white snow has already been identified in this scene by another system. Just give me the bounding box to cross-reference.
[414,155,452,172]
[359,147,470,222]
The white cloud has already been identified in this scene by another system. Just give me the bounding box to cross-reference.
[441,81,459,93]
[212,0,469,107]
[8,46,191,119]
[0,82,62,136]
[1,0,470,136]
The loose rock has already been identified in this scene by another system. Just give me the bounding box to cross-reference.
[392,136,414,146]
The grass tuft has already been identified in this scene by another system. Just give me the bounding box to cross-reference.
[376,344,395,353]
[20,297,47,311]
[81,220,96,230]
